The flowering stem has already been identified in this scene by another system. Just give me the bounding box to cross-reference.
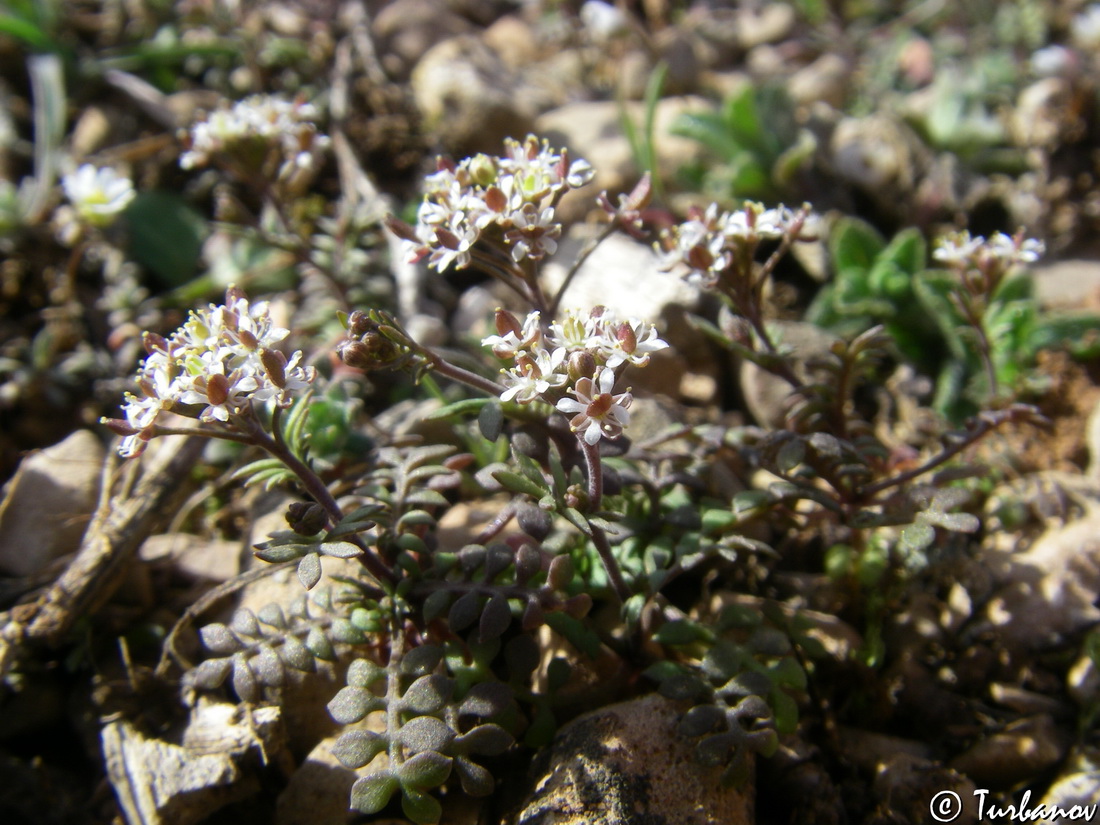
[580,438,630,603]
[421,350,505,398]
[237,407,398,587]
[580,438,604,511]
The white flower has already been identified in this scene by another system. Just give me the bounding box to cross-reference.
[556,367,632,445]
[595,317,670,368]
[500,347,567,403]
[180,95,329,174]
[505,204,561,262]
[62,164,135,227]
[106,287,315,457]
[482,309,543,359]
[933,232,984,266]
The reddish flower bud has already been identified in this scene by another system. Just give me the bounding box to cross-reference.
[346,310,372,337]
[102,417,139,436]
[435,226,460,250]
[567,350,596,383]
[206,373,230,406]
[142,332,168,355]
[494,308,523,338]
[615,322,637,355]
[260,348,287,389]
[485,186,507,213]
[384,213,419,242]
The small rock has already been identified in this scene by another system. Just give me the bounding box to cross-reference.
[0,429,104,577]
[831,114,919,195]
[788,53,851,109]
[483,15,539,70]
[1012,78,1072,148]
[733,4,796,49]
[534,97,708,221]
[1041,748,1100,822]
[1031,260,1100,313]
[1067,654,1100,707]
[372,0,474,80]
[140,533,245,583]
[540,227,698,322]
[508,693,753,825]
[411,35,535,157]
[950,714,1070,789]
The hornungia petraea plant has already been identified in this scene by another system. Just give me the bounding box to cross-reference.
[103,135,1048,822]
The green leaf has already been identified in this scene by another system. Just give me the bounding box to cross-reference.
[123,191,207,288]
[879,227,926,276]
[653,620,711,646]
[347,658,385,688]
[297,552,322,590]
[397,751,453,789]
[332,730,387,769]
[478,401,504,442]
[899,520,935,553]
[350,772,399,815]
[319,541,361,559]
[544,613,602,659]
[401,787,443,824]
[423,397,491,421]
[561,506,593,536]
[491,469,547,499]
[327,686,382,724]
[399,716,456,754]
[771,689,800,735]
[830,217,885,282]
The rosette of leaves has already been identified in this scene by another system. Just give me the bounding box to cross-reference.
[327,644,515,824]
[806,219,941,374]
[645,605,806,785]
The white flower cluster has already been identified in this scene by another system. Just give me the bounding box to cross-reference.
[406,135,595,272]
[61,164,136,227]
[180,95,330,175]
[933,230,1044,272]
[657,201,815,287]
[482,306,668,444]
[108,288,316,458]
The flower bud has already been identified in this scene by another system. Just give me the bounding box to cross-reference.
[567,350,596,383]
[469,153,497,187]
[615,322,637,355]
[383,213,419,243]
[142,332,168,355]
[494,308,523,338]
[101,417,139,436]
[260,348,287,388]
[286,501,327,535]
[346,310,372,337]
[206,373,230,406]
